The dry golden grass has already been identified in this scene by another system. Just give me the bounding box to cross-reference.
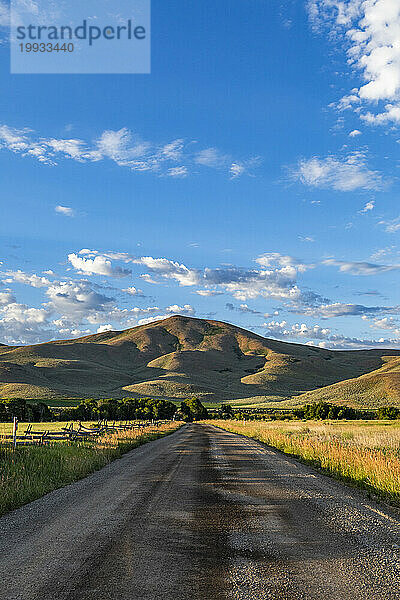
[0,422,181,516]
[210,419,400,504]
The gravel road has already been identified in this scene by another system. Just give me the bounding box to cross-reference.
[0,423,399,599]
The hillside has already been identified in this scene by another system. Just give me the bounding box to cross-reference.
[293,356,400,408]
[0,315,399,406]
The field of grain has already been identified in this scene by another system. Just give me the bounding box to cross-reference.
[210,419,400,504]
[0,421,181,516]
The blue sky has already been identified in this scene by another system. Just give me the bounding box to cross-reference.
[1,0,400,348]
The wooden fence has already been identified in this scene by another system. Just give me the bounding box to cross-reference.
[0,419,173,447]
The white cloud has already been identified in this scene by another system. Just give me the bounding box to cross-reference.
[166,166,188,178]
[309,1,400,126]
[369,316,400,333]
[3,270,51,288]
[264,319,331,340]
[0,291,16,305]
[195,290,223,297]
[68,253,131,278]
[295,302,391,318]
[0,301,51,345]
[55,205,75,217]
[378,217,400,233]
[255,252,310,272]
[0,124,256,179]
[165,304,195,315]
[97,324,113,333]
[195,147,229,168]
[323,258,400,275]
[137,315,168,326]
[349,129,362,137]
[360,200,374,213]
[292,152,383,191]
[133,252,319,304]
[134,256,200,286]
[363,104,400,125]
[122,286,143,296]
[263,316,400,349]
[230,163,246,178]
[45,280,114,317]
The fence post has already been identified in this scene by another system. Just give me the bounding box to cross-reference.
[12,416,18,450]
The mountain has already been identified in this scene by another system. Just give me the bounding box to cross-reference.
[294,356,400,408]
[0,315,399,406]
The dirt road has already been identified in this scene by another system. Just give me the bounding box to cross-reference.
[0,424,399,599]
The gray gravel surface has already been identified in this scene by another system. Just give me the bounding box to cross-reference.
[0,423,399,599]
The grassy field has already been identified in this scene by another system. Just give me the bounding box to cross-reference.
[0,421,181,516]
[210,419,400,505]
[0,420,150,435]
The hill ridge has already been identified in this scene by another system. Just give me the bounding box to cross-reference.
[0,315,399,407]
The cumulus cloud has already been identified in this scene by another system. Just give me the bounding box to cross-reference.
[0,291,16,305]
[133,252,320,305]
[263,317,400,349]
[3,270,51,288]
[134,256,200,286]
[0,301,51,345]
[122,286,143,296]
[97,324,113,333]
[369,316,400,333]
[45,280,114,317]
[292,152,383,191]
[68,253,131,278]
[308,1,400,126]
[349,129,362,137]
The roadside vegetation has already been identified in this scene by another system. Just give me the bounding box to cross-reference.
[211,419,400,505]
[211,401,400,421]
[0,421,181,517]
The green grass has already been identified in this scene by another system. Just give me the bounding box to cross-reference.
[210,419,400,505]
[0,422,181,516]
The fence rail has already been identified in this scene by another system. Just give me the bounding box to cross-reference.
[0,419,173,447]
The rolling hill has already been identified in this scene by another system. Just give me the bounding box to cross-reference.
[0,315,399,407]
[294,355,400,408]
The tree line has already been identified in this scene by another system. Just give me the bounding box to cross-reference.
[216,402,400,421]
[0,396,209,423]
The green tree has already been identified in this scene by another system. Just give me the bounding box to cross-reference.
[180,397,208,421]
